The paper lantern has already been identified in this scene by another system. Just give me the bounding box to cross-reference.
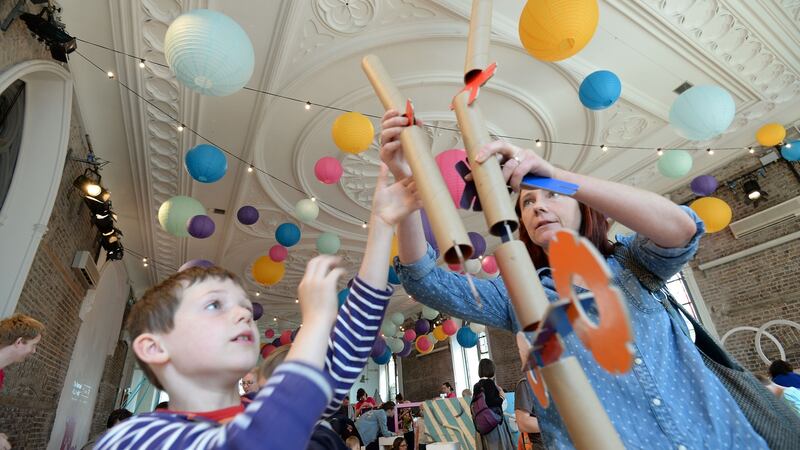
[261,344,276,359]
[457,326,479,348]
[468,232,486,259]
[669,86,735,141]
[381,322,397,337]
[389,235,399,265]
[252,255,285,285]
[388,337,404,354]
[518,0,599,62]
[420,209,439,252]
[314,157,343,184]
[448,264,462,272]
[272,337,282,348]
[373,347,392,365]
[332,112,374,154]
[433,326,447,342]
[481,256,498,275]
[579,70,621,110]
[158,196,206,237]
[269,245,288,262]
[164,9,254,96]
[264,328,275,339]
[469,323,486,333]
[398,339,413,357]
[279,330,292,346]
[415,335,433,353]
[295,198,319,224]
[442,319,458,336]
[388,266,401,285]
[371,337,387,358]
[756,123,786,147]
[275,223,301,247]
[184,144,227,183]
[187,214,215,239]
[427,331,439,344]
[657,150,693,179]
[237,206,259,225]
[316,232,341,254]
[252,302,263,321]
[690,197,732,234]
[781,141,800,161]
[690,175,718,197]
[434,149,468,208]
[403,329,417,342]
[415,319,430,335]
[391,312,405,326]
[337,288,349,308]
[178,259,214,272]
[464,259,482,275]
[422,306,439,320]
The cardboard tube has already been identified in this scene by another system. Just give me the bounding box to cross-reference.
[452,91,518,236]
[540,357,625,450]
[494,240,549,330]
[465,0,493,83]
[361,55,473,263]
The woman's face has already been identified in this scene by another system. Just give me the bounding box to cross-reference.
[519,189,581,249]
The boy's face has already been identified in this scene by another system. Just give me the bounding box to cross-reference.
[11,334,41,363]
[161,277,259,381]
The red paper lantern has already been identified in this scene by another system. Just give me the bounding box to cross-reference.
[261,344,276,358]
[279,330,292,345]
[264,328,275,339]
[314,156,343,184]
[269,244,288,262]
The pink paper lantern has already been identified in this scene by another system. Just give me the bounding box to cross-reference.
[481,255,498,274]
[404,329,417,342]
[269,244,288,262]
[442,319,458,336]
[415,335,432,353]
[314,156,343,184]
[448,263,462,272]
[264,328,275,339]
[435,149,468,208]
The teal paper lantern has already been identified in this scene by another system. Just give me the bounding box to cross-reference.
[669,85,735,141]
[657,150,693,178]
[338,288,349,308]
[185,144,227,183]
[387,337,404,354]
[456,326,479,348]
[388,266,401,285]
[275,223,301,247]
[316,232,340,254]
[158,196,206,237]
[781,141,800,161]
[579,70,621,110]
[295,198,319,223]
[382,322,397,337]
[164,9,255,96]
[372,347,392,365]
[390,312,405,326]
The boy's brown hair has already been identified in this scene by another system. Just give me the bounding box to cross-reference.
[0,314,45,346]
[127,266,241,390]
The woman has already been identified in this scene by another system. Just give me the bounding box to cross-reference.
[355,388,377,417]
[380,110,767,449]
[392,437,408,450]
[440,382,456,399]
[473,359,515,449]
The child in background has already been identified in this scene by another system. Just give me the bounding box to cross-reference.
[96,164,421,449]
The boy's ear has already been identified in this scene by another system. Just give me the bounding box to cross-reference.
[133,333,170,365]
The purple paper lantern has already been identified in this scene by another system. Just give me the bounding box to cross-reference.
[252,302,263,321]
[371,336,387,358]
[398,339,413,357]
[178,259,214,272]
[420,209,438,252]
[237,205,259,225]
[690,175,718,197]
[187,214,215,239]
[415,318,431,335]
[468,232,486,259]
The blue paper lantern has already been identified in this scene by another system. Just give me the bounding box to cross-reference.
[669,85,735,141]
[338,288,350,308]
[781,141,800,161]
[237,206,259,225]
[275,223,301,247]
[372,347,392,365]
[388,266,401,285]
[164,9,255,96]
[579,70,621,110]
[185,144,227,183]
[457,326,479,348]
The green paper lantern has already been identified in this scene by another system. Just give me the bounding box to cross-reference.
[295,198,319,223]
[422,305,439,320]
[657,150,693,178]
[316,232,341,254]
[158,196,206,237]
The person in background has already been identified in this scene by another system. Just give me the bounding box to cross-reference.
[769,360,800,389]
[514,378,544,449]
[461,389,472,398]
[356,387,377,416]
[240,367,258,399]
[473,359,515,449]
[392,436,409,450]
[440,382,456,399]
[0,314,45,390]
[356,401,396,449]
[395,393,405,403]
[81,409,133,450]
[756,374,800,418]
[414,405,432,450]
[344,436,361,450]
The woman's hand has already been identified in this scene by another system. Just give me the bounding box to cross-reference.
[380,109,422,180]
[371,163,422,227]
[475,141,557,192]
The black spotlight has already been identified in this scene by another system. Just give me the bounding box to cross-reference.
[73,169,102,197]
[743,178,768,206]
[20,9,76,63]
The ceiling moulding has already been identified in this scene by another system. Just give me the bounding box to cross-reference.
[732,0,800,70]
[111,0,208,281]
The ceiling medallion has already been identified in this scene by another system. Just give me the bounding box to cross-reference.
[313,0,377,35]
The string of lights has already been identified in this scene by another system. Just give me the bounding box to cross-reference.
[74,37,758,154]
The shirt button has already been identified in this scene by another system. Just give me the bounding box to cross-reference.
[634,358,643,365]
[677,446,687,450]
[652,398,662,406]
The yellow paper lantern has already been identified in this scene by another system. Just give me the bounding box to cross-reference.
[332,112,374,154]
[389,234,399,265]
[755,123,786,147]
[252,255,285,285]
[433,325,448,342]
[689,197,732,234]
[518,0,599,62]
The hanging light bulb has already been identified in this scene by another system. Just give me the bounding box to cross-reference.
[177,124,185,132]
[247,164,254,173]
[142,257,148,267]
[305,101,311,110]
[600,144,607,152]
[707,148,714,155]
[657,148,664,157]
[107,71,115,78]
[255,292,260,297]
[139,59,146,68]
[311,197,317,202]
[362,222,368,229]
[748,147,755,154]
[535,139,542,148]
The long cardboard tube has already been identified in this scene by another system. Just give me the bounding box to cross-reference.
[465,0,493,83]
[361,55,473,263]
[452,91,518,236]
[494,240,549,330]
[540,357,625,450]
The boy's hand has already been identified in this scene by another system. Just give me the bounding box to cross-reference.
[297,255,345,327]
[380,109,420,180]
[371,163,422,227]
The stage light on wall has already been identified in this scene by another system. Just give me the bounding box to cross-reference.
[73,169,102,197]
[742,178,768,206]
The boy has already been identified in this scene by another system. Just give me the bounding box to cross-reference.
[0,313,45,390]
[96,164,420,449]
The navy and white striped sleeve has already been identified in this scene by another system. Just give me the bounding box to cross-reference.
[94,361,332,450]
[323,276,392,417]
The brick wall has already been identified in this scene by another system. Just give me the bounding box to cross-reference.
[401,340,455,402]
[669,152,800,373]
[88,340,129,439]
[486,327,520,392]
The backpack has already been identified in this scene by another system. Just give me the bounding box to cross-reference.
[470,391,502,435]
